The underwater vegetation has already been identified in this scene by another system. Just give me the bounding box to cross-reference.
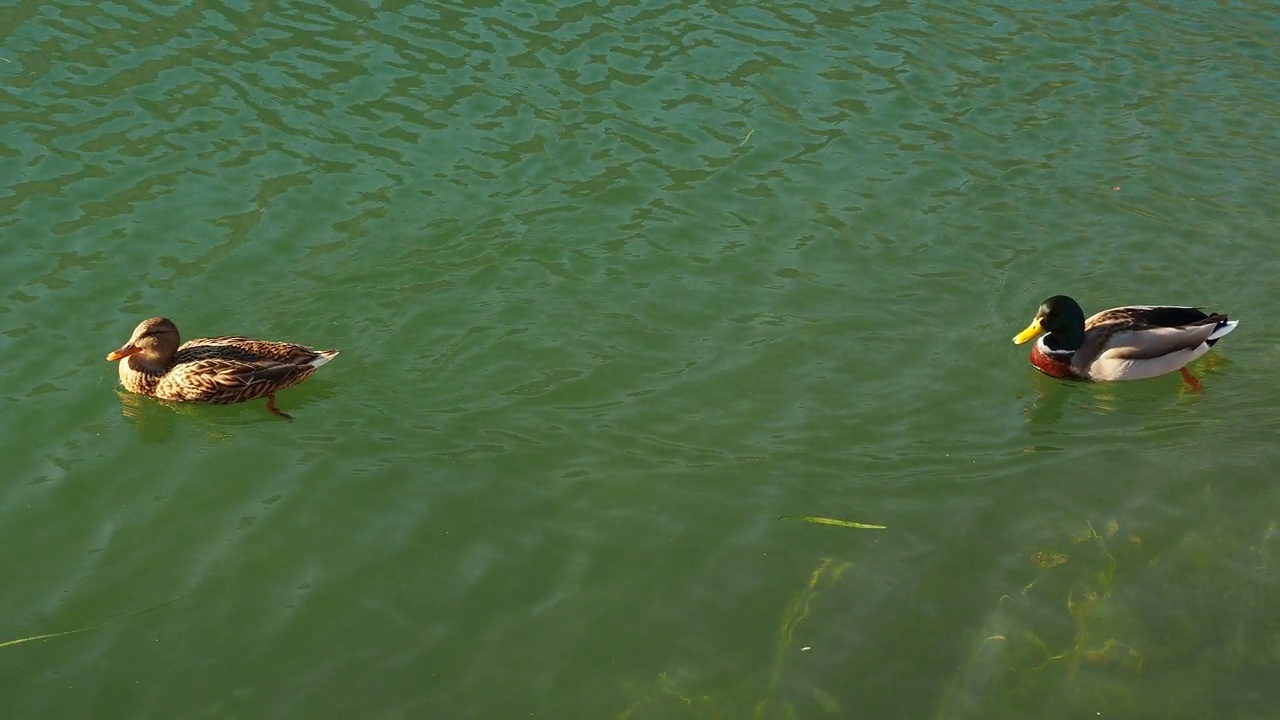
[618,557,852,720]
[937,518,1279,719]
[617,516,1279,719]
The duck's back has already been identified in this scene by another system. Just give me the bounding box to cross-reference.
[176,337,321,365]
[1085,305,1212,331]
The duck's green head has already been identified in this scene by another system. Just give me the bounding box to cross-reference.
[1013,295,1085,346]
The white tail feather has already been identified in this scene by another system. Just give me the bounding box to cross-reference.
[307,350,339,368]
[1208,320,1237,342]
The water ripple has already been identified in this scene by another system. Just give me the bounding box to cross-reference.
[2,0,1279,716]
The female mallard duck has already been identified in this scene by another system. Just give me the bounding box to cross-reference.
[106,317,338,419]
[1012,295,1237,386]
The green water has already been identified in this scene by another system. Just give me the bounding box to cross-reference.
[3,1,1278,717]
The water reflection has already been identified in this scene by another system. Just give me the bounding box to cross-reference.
[115,387,336,439]
[116,389,181,444]
[1020,372,1072,428]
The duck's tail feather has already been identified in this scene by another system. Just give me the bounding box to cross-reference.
[307,350,339,368]
[1206,319,1237,346]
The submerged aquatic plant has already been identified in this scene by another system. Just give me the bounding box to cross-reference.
[0,598,179,651]
[937,516,1280,719]
[619,557,852,720]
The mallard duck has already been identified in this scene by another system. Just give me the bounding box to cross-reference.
[106,317,338,419]
[1012,295,1237,386]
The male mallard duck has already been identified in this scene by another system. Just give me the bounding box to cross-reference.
[106,317,338,419]
[1012,295,1237,386]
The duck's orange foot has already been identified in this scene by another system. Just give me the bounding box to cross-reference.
[266,394,294,421]
[1180,367,1203,393]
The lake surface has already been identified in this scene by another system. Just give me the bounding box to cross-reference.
[2,1,1278,717]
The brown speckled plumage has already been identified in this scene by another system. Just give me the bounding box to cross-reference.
[108,317,338,417]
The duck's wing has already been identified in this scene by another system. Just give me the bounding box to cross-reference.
[1099,323,1224,360]
[1088,306,1225,357]
[177,336,327,364]
[154,358,317,403]
[1080,306,1234,381]
[1085,305,1211,329]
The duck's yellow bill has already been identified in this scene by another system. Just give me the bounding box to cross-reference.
[1012,319,1043,345]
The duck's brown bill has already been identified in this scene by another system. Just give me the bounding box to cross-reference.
[106,344,140,362]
